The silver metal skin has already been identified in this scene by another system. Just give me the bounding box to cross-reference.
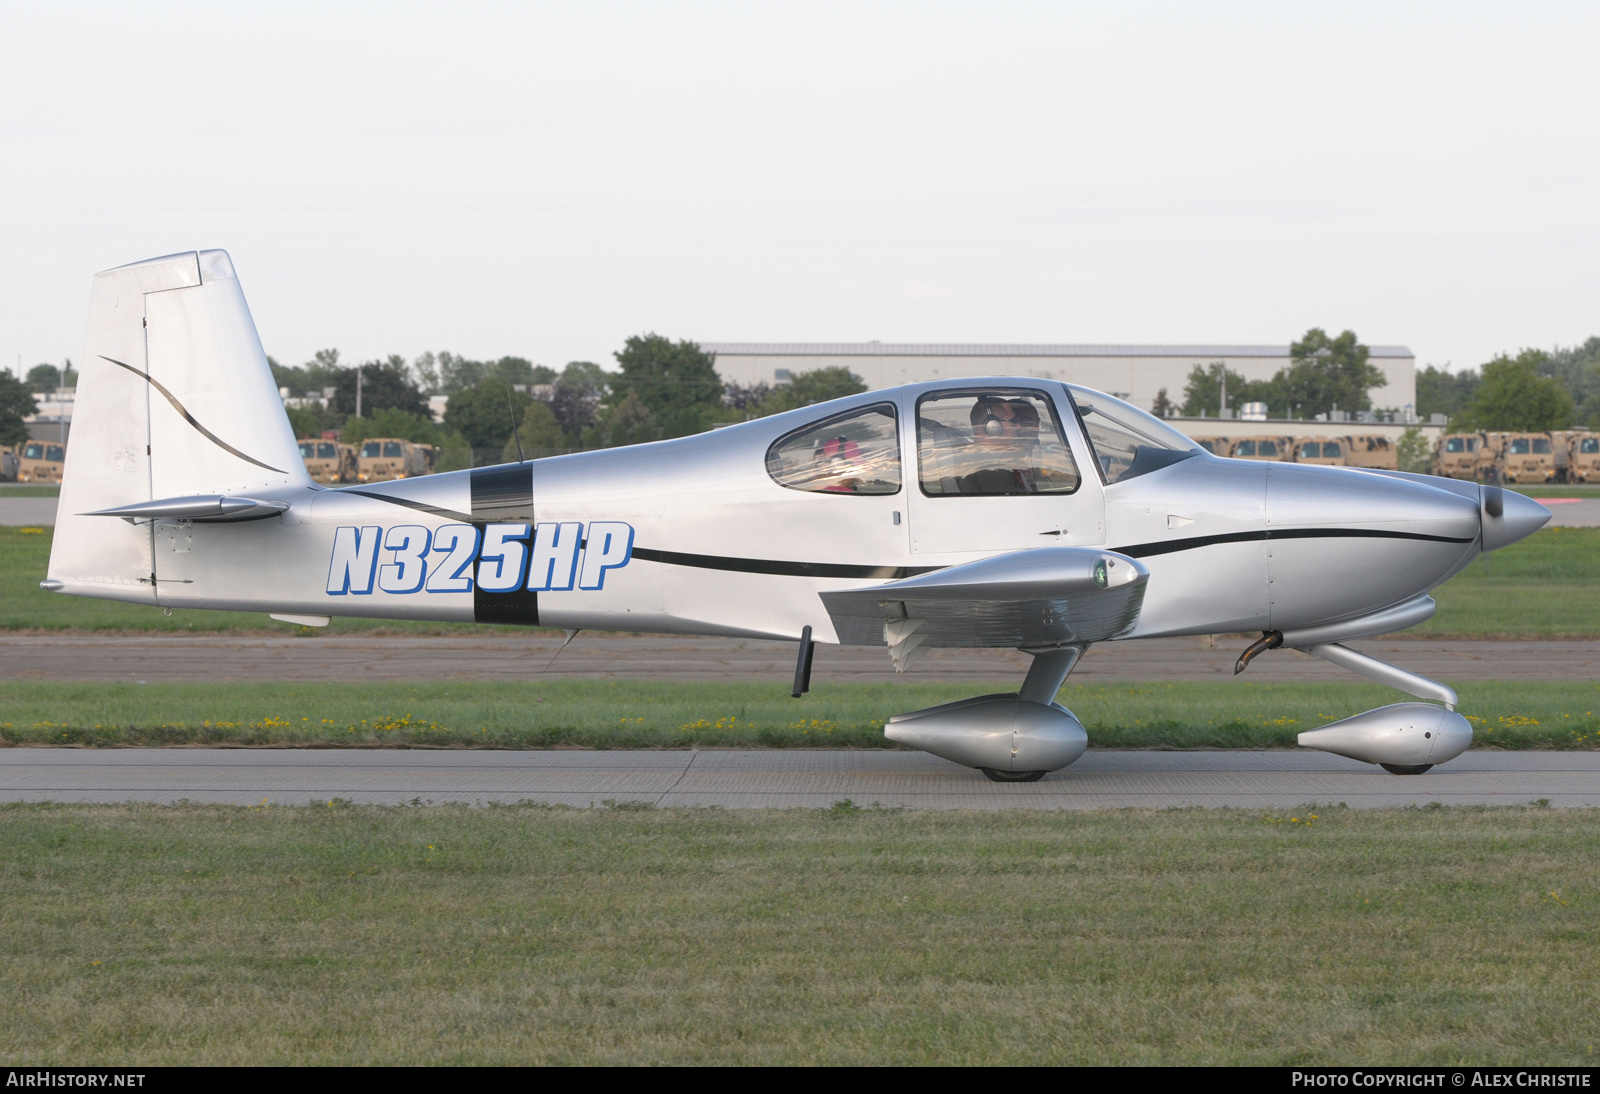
[46,251,1553,778]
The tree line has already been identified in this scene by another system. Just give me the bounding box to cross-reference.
[1160,328,1599,432]
[271,334,869,464]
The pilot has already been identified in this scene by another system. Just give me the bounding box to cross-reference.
[961,396,1039,494]
[812,435,864,493]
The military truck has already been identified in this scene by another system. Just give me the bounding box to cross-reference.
[1496,432,1558,484]
[16,440,66,483]
[1292,436,1347,466]
[1341,434,1398,470]
[298,438,357,484]
[1228,436,1293,461]
[1562,431,1600,483]
[357,438,436,483]
[1432,432,1494,480]
[1190,435,1230,456]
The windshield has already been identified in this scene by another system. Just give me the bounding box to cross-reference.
[362,442,381,458]
[1064,384,1200,484]
[1510,439,1530,455]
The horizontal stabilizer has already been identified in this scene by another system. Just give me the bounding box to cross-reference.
[84,495,288,523]
[821,546,1148,649]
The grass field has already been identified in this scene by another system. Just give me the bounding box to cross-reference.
[1514,485,1600,498]
[1,802,1596,1065]
[5,525,1600,636]
[2,678,1596,749]
[0,484,60,497]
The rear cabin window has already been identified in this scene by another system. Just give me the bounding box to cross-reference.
[766,404,901,495]
[916,390,1080,496]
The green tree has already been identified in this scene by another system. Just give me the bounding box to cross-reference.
[610,334,723,439]
[1414,364,1480,422]
[444,378,535,450]
[1453,350,1575,431]
[26,363,61,392]
[339,408,468,455]
[549,361,611,443]
[1542,337,1600,428]
[758,367,868,415]
[285,405,332,440]
[1279,329,1385,418]
[332,356,429,419]
[499,400,567,461]
[1180,362,1254,417]
[1396,426,1431,473]
[0,371,39,447]
[599,391,659,448]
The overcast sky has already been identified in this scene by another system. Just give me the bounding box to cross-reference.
[2,1,1596,381]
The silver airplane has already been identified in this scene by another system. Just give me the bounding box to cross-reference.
[45,251,1551,780]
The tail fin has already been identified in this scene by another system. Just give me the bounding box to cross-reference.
[48,250,309,601]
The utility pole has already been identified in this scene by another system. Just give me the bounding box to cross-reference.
[355,364,363,420]
[1219,371,1227,419]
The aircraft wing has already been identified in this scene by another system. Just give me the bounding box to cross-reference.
[819,546,1148,665]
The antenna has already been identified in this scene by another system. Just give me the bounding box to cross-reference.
[507,386,526,463]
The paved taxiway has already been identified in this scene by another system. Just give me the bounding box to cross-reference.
[4,633,1598,683]
[3,748,1596,809]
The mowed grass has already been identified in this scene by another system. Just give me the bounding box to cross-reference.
[5,525,1600,636]
[3,678,1597,750]
[2,803,1597,1065]
[1414,526,1600,638]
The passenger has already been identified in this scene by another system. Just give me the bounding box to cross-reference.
[812,436,864,493]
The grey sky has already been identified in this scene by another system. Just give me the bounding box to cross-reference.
[3,1,1596,384]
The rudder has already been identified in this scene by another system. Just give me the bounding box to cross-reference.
[48,250,309,601]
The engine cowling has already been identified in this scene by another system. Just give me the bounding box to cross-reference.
[886,694,1088,774]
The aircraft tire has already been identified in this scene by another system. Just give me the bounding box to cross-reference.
[1380,763,1434,776]
[981,768,1048,783]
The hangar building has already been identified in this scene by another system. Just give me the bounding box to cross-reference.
[703,343,1417,419]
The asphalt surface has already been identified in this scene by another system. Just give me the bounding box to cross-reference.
[3,633,1597,683]
[3,747,1595,809]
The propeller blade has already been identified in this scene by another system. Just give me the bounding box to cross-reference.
[1482,464,1504,520]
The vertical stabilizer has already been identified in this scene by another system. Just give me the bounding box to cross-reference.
[48,250,310,602]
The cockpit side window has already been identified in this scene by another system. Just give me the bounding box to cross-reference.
[915,389,1080,497]
[1064,385,1201,485]
[766,403,901,495]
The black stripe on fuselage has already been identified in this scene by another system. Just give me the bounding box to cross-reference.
[1113,527,1476,559]
[470,465,540,625]
[629,547,941,581]
[627,527,1475,578]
